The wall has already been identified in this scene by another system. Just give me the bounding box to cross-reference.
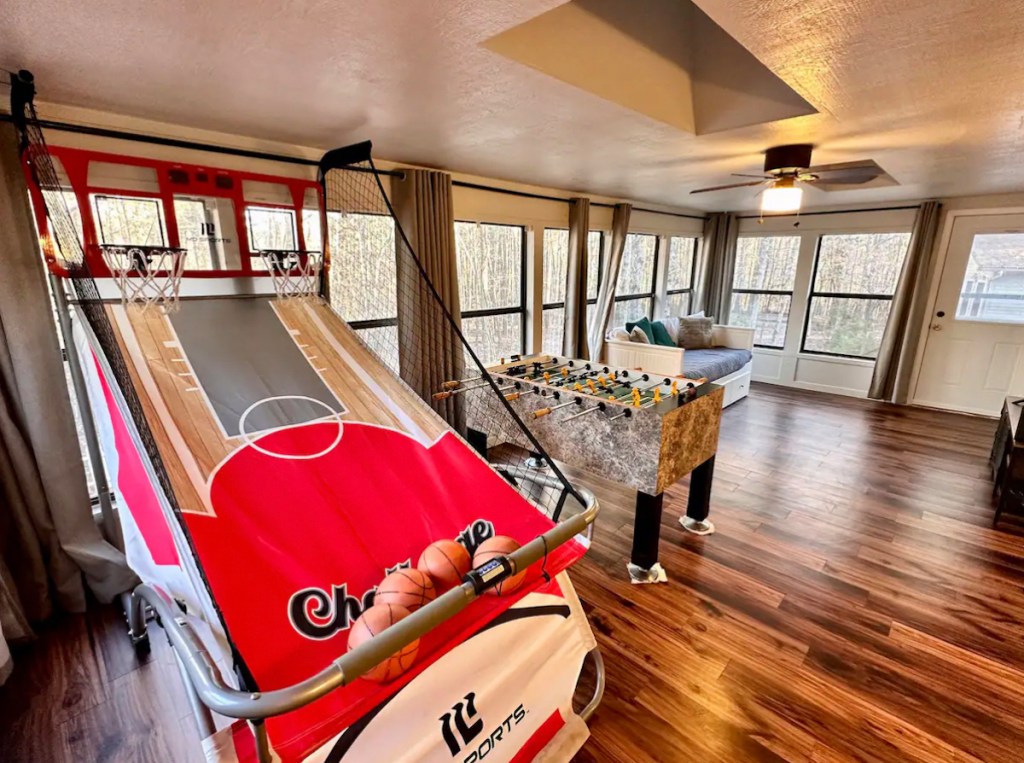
[738,207,918,397]
[30,100,706,357]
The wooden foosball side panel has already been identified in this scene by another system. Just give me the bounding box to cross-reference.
[655,386,724,494]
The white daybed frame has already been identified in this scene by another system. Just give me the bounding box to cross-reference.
[604,325,754,408]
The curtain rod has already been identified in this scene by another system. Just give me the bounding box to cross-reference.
[0,112,706,221]
[449,179,706,220]
[736,204,920,220]
[0,112,403,177]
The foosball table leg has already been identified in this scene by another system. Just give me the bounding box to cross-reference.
[628,491,668,584]
[680,455,716,536]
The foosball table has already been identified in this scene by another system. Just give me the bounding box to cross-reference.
[442,353,724,583]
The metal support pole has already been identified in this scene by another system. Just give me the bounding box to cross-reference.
[50,273,122,550]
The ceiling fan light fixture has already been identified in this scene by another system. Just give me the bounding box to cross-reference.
[761,179,803,213]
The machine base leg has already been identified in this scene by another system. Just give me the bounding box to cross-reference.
[627,562,668,584]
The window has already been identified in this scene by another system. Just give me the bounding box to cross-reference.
[455,222,526,365]
[802,233,911,358]
[956,233,1024,324]
[612,233,658,327]
[93,194,167,246]
[665,237,697,316]
[325,212,398,370]
[541,229,604,354]
[246,206,297,253]
[730,236,801,349]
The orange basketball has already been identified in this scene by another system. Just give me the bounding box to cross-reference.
[417,539,471,590]
[374,568,436,612]
[472,535,527,596]
[347,603,419,683]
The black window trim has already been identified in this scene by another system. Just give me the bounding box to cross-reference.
[612,232,660,322]
[245,204,298,255]
[731,235,802,351]
[455,221,528,356]
[799,234,903,361]
[92,192,168,247]
[665,235,699,316]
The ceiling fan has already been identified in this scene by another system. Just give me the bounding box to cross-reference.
[690,144,886,213]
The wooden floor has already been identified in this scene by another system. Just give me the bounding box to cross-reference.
[4,383,1024,762]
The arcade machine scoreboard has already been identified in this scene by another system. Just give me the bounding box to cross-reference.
[443,353,724,583]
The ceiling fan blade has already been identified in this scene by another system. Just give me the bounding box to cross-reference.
[690,180,768,194]
[806,161,884,185]
[731,173,773,179]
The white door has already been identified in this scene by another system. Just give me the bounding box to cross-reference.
[914,214,1024,416]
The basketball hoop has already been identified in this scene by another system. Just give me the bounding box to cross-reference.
[260,250,323,300]
[100,245,187,312]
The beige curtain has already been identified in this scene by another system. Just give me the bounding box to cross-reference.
[391,168,465,427]
[868,201,943,403]
[588,203,632,361]
[561,198,591,357]
[696,212,739,321]
[0,123,135,651]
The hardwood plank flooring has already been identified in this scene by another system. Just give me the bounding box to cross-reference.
[4,383,1024,762]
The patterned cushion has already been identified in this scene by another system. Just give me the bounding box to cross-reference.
[682,348,753,381]
[678,316,713,349]
[628,326,651,343]
[625,316,656,343]
[607,327,631,342]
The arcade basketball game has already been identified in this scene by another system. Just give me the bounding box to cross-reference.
[10,71,603,762]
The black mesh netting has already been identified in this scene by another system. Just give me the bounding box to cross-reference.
[319,144,582,519]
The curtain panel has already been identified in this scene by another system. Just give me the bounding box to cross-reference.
[561,197,591,357]
[697,212,739,322]
[0,123,135,653]
[391,168,465,428]
[868,201,943,403]
[587,203,632,361]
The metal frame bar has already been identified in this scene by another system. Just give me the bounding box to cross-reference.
[130,471,601,761]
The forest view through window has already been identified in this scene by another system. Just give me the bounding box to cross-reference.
[730,236,800,348]
[541,229,604,354]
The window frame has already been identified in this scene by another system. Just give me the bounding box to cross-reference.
[244,204,299,255]
[91,192,168,247]
[456,221,529,357]
[613,232,660,322]
[665,236,698,316]
[730,234,802,351]
[541,230,606,350]
[799,233,910,361]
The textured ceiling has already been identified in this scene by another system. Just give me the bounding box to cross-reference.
[2,0,1024,212]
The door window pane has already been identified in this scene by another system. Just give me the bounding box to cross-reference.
[455,223,523,311]
[734,236,800,290]
[730,293,792,349]
[616,234,657,295]
[327,213,397,323]
[956,233,1024,323]
[174,196,240,270]
[246,206,297,251]
[666,237,696,290]
[462,313,523,366]
[804,297,893,358]
[815,233,910,295]
[93,195,167,246]
[612,298,652,328]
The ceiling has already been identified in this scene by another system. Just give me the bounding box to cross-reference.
[3,0,1024,212]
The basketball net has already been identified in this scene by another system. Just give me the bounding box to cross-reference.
[100,245,187,312]
[260,250,323,300]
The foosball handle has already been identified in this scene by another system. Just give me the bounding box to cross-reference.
[441,380,461,390]
[534,408,552,419]
[432,390,453,400]
[505,393,521,401]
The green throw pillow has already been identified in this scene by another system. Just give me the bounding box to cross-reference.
[625,316,655,344]
[649,319,676,347]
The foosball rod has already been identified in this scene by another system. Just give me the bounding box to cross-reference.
[563,401,607,422]
[432,382,515,400]
[532,396,583,419]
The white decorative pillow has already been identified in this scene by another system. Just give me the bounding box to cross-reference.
[658,317,679,345]
[629,326,651,344]
[607,327,631,342]
[687,310,706,319]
